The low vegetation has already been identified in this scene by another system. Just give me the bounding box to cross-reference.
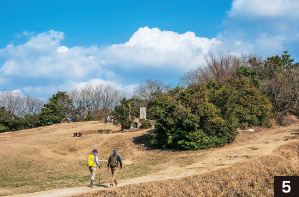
[74,142,299,197]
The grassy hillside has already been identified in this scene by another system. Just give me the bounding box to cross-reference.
[73,142,299,197]
[0,120,298,196]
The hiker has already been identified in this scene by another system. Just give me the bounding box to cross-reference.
[107,149,122,188]
[87,149,100,188]
[105,115,111,123]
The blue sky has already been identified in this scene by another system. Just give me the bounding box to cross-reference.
[0,0,299,99]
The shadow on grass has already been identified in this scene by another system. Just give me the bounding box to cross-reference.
[132,129,159,150]
[132,130,186,152]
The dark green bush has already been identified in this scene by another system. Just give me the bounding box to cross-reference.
[151,77,272,150]
[113,98,135,130]
[151,85,237,150]
[120,119,133,130]
[0,124,8,133]
[141,119,152,129]
[84,111,93,121]
[207,78,272,128]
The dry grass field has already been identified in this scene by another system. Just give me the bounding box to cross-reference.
[73,142,299,197]
[0,118,298,197]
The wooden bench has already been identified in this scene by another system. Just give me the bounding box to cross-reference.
[98,130,111,134]
[73,132,82,137]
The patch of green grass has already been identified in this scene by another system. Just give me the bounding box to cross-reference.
[119,164,151,180]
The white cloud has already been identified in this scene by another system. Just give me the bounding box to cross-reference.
[0,30,104,79]
[0,89,23,95]
[0,27,224,98]
[21,78,137,99]
[229,0,299,19]
[69,78,137,94]
[227,0,299,35]
[101,27,221,70]
[3,21,298,99]
[56,46,69,54]
[0,28,222,81]
[218,0,299,57]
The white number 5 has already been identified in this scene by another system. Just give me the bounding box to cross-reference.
[282,181,291,193]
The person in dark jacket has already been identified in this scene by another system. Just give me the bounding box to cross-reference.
[107,149,122,187]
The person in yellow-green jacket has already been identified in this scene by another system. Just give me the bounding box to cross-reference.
[87,149,100,188]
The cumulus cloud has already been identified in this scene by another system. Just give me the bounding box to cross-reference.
[0,30,103,80]
[1,27,222,98]
[218,0,299,57]
[69,78,137,95]
[0,27,221,81]
[101,27,221,70]
[56,46,69,54]
[21,78,137,100]
[229,0,299,19]
[2,12,297,99]
[227,0,299,35]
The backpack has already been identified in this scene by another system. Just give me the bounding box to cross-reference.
[87,154,96,167]
[110,155,117,167]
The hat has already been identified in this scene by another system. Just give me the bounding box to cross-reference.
[92,149,98,154]
[113,149,117,155]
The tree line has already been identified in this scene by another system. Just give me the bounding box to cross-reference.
[0,84,125,132]
[113,51,298,149]
[1,51,298,151]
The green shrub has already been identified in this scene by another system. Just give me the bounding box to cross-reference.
[141,119,152,129]
[0,124,8,133]
[151,77,272,150]
[151,85,237,150]
[207,78,272,128]
[120,119,133,130]
[71,115,79,122]
[84,111,93,121]
[113,98,135,130]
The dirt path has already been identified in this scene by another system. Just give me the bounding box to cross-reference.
[6,121,299,197]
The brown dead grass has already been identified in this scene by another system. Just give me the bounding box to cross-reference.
[73,142,299,197]
[0,118,298,196]
[0,122,206,196]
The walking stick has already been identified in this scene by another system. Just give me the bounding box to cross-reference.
[99,168,101,185]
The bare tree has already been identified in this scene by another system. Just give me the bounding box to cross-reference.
[133,79,172,102]
[69,84,124,120]
[0,91,44,118]
[180,53,246,87]
[24,96,44,115]
[250,53,299,124]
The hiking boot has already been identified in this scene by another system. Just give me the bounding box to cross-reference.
[110,184,114,188]
[90,184,94,188]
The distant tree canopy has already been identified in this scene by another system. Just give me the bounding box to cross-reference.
[69,84,124,121]
[111,51,297,150]
[39,91,75,124]
[0,85,125,132]
[0,107,14,132]
[1,51,297,138]
[133,79,172,102]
